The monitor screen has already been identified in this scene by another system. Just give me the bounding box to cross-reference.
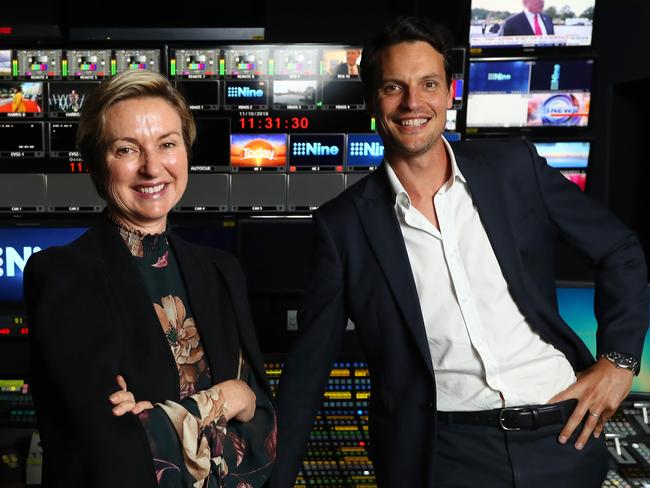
[469,0,595,49]
[175,80,220,111]
[224,48,269,77]
[556,284,650,394]
[17,50,62,79]
[0,122,44,157]
[0,227,88,303]
[321,80,365,110]
[533,141,589,191]
[466,58,593,129]
[533,141,590,169]
[288,133,345,171]
[346,133,384,171]
[322,47,362,78]
[114,50,160,73]
[48,81,99,118]
[272,80,317,109]
[65,50,111,79]
[49,122,79,157]
[169,49,220,78]
[224,80,269,109]
[0,51,11,78]
[272,48,319,77]
[230,133,287,171]
[0,82,43,117]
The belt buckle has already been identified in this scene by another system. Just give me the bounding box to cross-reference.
[499,406,531,431]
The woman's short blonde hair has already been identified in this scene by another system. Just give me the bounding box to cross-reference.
[76,70,196,199]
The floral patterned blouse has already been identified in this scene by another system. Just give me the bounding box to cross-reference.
[115,220,276,488]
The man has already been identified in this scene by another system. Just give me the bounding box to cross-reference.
[272,16,648,488]
[335,48,361,76]
[500,0,555,36]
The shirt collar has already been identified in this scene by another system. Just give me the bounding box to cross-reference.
[385,135,466,208]
[524,8,539,22]
[108,212,170,259]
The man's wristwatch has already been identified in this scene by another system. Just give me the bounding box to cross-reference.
[601,351,641,375]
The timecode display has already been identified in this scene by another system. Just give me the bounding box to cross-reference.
[239,116,309,130]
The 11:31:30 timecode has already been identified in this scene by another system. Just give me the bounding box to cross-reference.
[239,117,310,130]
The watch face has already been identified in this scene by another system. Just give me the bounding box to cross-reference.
[604,352,640,374]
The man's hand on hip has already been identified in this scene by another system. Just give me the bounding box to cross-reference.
[548,357,633,450]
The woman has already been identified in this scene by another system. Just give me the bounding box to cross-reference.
[24,70,276,487]
[12,85,26,112]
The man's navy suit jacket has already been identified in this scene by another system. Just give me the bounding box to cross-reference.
[502,11,555,36]
[272,139,648,487]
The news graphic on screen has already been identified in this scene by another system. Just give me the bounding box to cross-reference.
[224,80,268,109]
[0,122,45,158]
[466,58,593,129]
[322,48,362,78]
[0,82,43,117]
[65,50,111,79]
[469,0,595,49]
[272,48,318,76]
[48,82,99,118]
[0,51,11,78]
[230,133,287,171]
[346,133,384,171]
[175,81,220,111]
[114,50,160,73]
[533,140,590,191]
[17,50,62,79]
[224,48,269,77]
[321,80,365,110]
[169,49,220,78]
[272,80,317,109]
[0,227,88,303]
[556,284,650,393]
[288,134,345,172]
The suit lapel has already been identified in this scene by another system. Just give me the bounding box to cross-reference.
[454,146,535,316]
[353,167,434,379]
[170,236,240,383]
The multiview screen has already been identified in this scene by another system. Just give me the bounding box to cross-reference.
[466,58,593,129]
[470,0,595,49]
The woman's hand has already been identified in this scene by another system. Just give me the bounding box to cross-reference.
[109,375,154,416]
[215,379,256,423]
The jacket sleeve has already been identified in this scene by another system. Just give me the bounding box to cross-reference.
[137,352,275,488]
[526,139,649,360]
[270,211,350,488]
[24,250,157,488]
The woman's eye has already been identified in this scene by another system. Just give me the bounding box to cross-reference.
[116,147,135,156]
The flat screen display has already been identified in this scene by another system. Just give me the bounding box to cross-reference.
[470,0,595,49]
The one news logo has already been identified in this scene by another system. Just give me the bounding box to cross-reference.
[0,246,40,277]
[227,86,264,98]
[292,142,339,157]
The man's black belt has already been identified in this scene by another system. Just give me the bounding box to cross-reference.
[436,399,577,431]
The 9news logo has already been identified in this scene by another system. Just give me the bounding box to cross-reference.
[227,86,264,98]
[0,246,41,277]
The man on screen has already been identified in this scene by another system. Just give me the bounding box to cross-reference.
[500,0,555,36]
[272,15,648,488]
[335,48,361,76]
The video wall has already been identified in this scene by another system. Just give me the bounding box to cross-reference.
[467,0,597,192]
